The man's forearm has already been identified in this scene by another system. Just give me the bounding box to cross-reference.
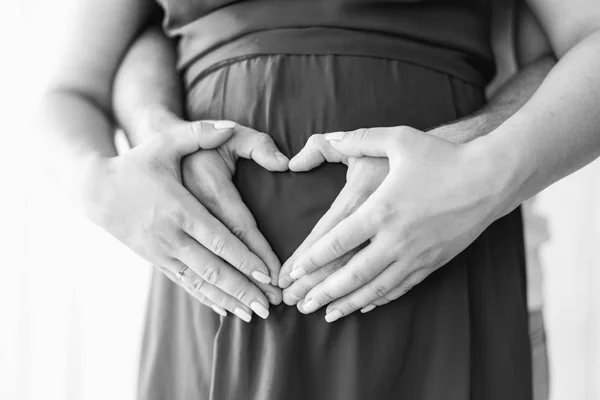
[113,25,183,147]
[429,54,556,144]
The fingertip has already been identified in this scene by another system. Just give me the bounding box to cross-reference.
[288,157,309,172]
[268,291,283,305]
[259,152,289,172]
[283,291,300,306]
[274,151,289,163]
[279,275,293,289]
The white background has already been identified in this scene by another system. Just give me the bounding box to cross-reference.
[1,1,599,399]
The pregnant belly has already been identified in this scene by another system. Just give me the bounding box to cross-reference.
[186,54,478,260]
[183,54,485,400]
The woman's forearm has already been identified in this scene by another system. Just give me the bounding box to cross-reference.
[483,30,600,215]
[34,0,153,205]
[36,89,117,202]
[113,26,184,147]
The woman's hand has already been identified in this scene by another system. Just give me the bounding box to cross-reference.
[278,135,387,306]
[82,120,288,322]
[283,127,504,322]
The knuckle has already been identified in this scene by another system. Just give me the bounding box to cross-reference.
[234,286,251,303]
[230,225,248,242]
[372,202,396,224]
[326,238,345,258]
[165,207,188,229]
[215,297,234,311]
[255,132,272,146]
[306,253,320,269]
[352,128,369,142]
[193,279,207,292]
[348,270,367,286]
[306,134,325,149]
[154,233,174,254]
[345,299,358,311]
[373,284,389,298]
[209,236,228,256]
[202,266,221,285]
[237,258,251,274]
[168,231,192,256]
[319,290,334,303]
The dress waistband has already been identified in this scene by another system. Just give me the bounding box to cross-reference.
[181,27,491,91]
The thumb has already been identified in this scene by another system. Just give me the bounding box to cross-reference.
[288,134,347,172]
[324,126,419,158]
[169,120,236,155]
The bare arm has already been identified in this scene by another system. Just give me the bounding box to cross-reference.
[36,1,286,320]
[279,3,559,294]
[483,0,600,212]
[113,25,184,145]
[35,0,154,199]
[430,1,556,144]
[111,25,287,307]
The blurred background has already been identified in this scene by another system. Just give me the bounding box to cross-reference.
[1,1,599,399]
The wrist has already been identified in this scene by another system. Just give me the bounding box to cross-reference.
[74,154,115,224]
[465,131,530,220]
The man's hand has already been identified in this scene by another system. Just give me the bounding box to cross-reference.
[280,127,500,322]
[83,119,287,322]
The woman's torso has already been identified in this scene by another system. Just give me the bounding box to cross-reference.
[138,2,531,399]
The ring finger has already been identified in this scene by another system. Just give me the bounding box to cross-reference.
[160,260,258,322]
[174,235,271,319]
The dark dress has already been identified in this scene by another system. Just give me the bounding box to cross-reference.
[139,1,532,399]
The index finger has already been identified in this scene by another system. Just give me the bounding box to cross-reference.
[227,125,289,172]
[299,240,393,314]
[290,206,376,279]
[324,126,423,158]
[279,183,359,287]
[288,134,347,172]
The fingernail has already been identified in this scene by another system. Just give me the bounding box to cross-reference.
[283,291,300,305]
[324,131,345,141]
[211,305,228,317]
[234,308,252,323]
[325,310,343,323]
[274,151,289,162]
[302,299,320,314]
[252,271,272,284]
[250,302,269,319]
[361,304,376,313]
[212,121,237,130]
[289,267,306,280]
